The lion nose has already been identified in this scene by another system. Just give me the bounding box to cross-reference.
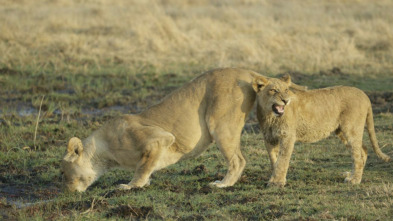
[282,99,289,105]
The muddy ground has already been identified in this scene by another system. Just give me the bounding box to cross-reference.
[0,68,392,219]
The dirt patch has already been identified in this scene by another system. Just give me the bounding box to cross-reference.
[179,214,205,221]
[0,184,60,205]
[238,196,259,204]
[0,162,61,203]
[106,204,153,219]
[61,199,109,212]
[0,200,15,220]
[198,185,213,194]
[102,187,145,198]
[180,164,208,175]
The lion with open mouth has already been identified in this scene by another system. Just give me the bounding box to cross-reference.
[253,74,391,187]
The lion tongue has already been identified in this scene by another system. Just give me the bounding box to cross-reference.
[275,105,285,113]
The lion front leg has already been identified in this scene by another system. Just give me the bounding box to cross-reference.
[265,141,280,171]
[268,137,295,187]
[118,149,159,190]
[118,127,177,190]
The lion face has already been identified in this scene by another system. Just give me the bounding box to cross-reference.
[61,137,98,192]
[61,159,97,192]
[253,74,292,117]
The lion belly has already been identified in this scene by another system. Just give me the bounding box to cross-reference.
[295,114,340,143]
[296,126,336,143]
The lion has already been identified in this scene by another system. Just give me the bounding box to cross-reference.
[61,68,267,192]
[252,74,391,186]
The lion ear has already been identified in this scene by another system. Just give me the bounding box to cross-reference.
[63,137,84,162]
[141,127,176,151]
[280,74,292,85]
[252,76,269,93]
[157,131,175,148]
[150,130,175,149]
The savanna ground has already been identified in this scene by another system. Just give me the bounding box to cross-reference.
[1,0,393,220]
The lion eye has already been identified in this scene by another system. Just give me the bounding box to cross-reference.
[270,89,278,93]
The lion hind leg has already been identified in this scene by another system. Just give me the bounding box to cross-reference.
[209,128,246,188]
[344,144,365,184]
[341,130,365,184]
[336,128,367,182]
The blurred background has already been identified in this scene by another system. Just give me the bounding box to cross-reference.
[1,0,393,75]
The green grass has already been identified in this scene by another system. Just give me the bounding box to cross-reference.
[0,67,393,220]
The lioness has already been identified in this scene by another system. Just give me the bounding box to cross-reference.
[61,68,265,192]
[252,74,391,186]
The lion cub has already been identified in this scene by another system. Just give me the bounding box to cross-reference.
[61,68,263,192]
[252,74,390,186]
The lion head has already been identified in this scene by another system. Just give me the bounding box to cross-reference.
[61,137,98,192]
[252,74,293,117]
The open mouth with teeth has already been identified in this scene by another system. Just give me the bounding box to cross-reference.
[272,104,285,116]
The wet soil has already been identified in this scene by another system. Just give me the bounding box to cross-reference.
[106,205,153,219]
[0,67,392,219]
[1,67,392,120]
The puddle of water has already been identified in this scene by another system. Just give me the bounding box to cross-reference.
[81,105,133,116]
[18,107,37,117]
[0,185,60,209]
[7,199,55,209]
[0,104,136,118]
[0,104,37,117]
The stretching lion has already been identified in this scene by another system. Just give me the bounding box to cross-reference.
[61,68,267,192]
[252,74,390,186]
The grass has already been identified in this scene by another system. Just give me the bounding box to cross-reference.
[0,68,392,220]
[1,0,393,220]
[1,0,393,75]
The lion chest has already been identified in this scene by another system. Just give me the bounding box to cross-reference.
[262,123,291,145]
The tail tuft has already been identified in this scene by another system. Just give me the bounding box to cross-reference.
[381,154,391,162]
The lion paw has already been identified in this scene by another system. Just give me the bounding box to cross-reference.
[342,171,351,178]
[209,180,229,188]
[344,176,361,184]
[117,184,132,190]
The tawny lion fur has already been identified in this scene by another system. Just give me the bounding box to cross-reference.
[253,74,391,186]
[61,68,264,192]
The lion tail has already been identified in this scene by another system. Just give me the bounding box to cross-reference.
[366,106,391,162]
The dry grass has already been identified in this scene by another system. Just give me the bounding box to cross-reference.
[1,0,393,75]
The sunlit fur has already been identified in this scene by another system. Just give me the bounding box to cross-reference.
[61,68,262,192]
[253,75,391,187]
